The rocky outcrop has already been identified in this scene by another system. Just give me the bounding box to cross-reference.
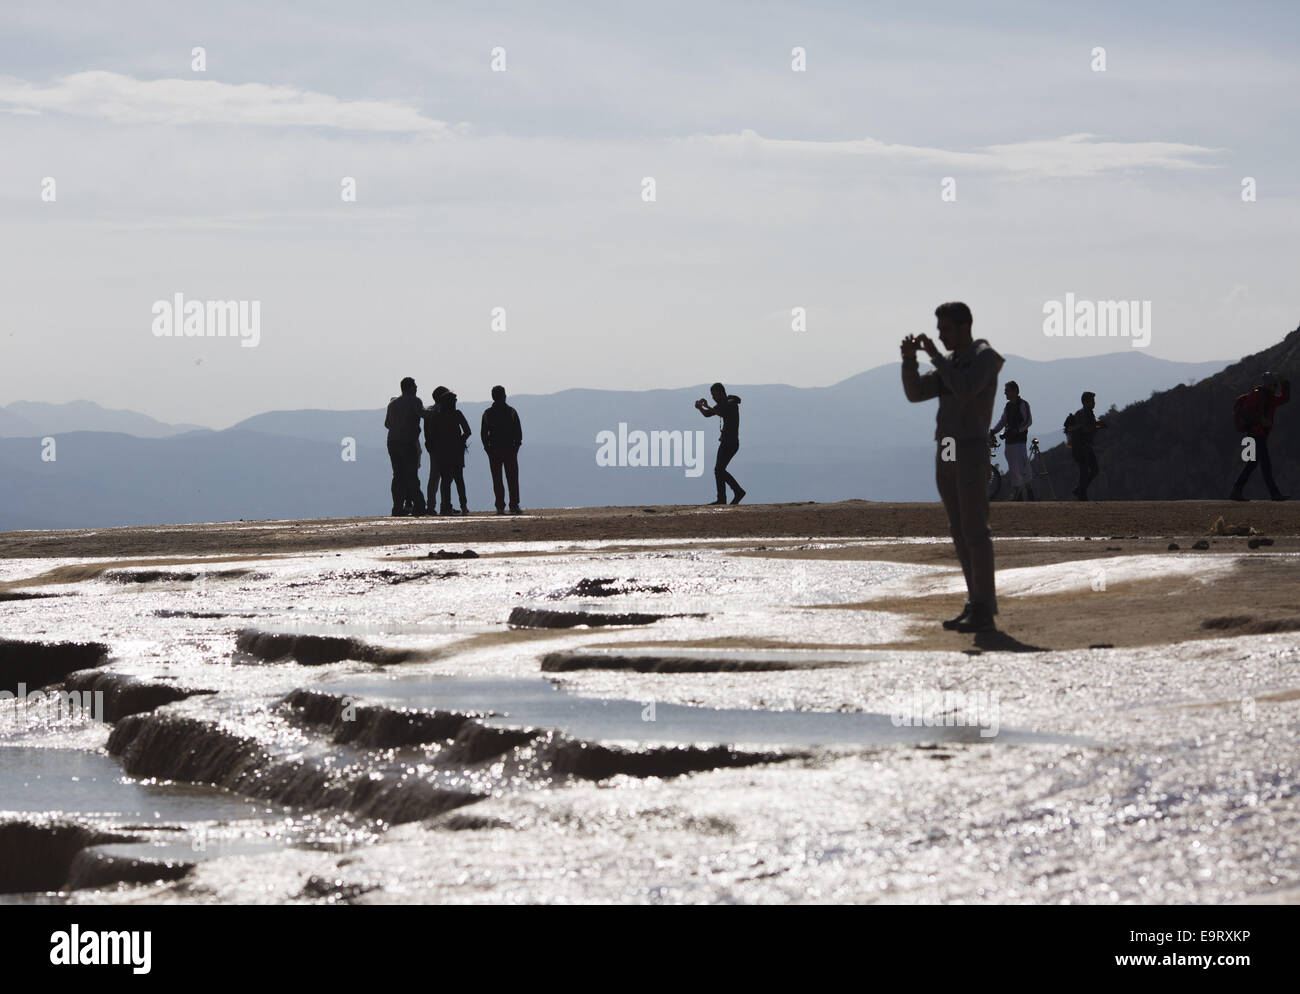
[0,638,110,691]
[282,688,483,748]
[107,710,480,824]
[508,606,676,629]
[235,629,423,666]
[106,568,251,583]
[0,819,135,894]
[105,692,793,825]
[541,651,844,673]
[66,844,193,890]
[60,670,215,722]
[556,578,670,598]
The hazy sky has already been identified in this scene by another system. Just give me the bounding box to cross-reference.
[2,1,1297,428]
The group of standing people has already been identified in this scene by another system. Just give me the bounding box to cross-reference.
[384,379,524,516]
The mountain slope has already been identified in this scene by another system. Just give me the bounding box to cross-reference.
[1038,325,1300,499]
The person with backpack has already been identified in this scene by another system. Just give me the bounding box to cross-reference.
[427,390,472,515]
[989,380,1034,500]
[1065,391,1105,500]
[481,385,523,514]
[1229,372,1290,501]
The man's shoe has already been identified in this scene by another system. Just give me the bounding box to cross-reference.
[509,506,522,515]
[461,505,470,514]
[730,488,746,505]
[495,508,505,516]
[390,507,407,517]
[942,603,972,630]
[708,499,727,506]
[1271,494,1289,502]
[1229,488,1247,502]
[954,607,996,633]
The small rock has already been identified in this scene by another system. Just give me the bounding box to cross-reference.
[1168,542,1180,551]
[428,549,479,560]
[1248,537,1275,549]
[1089,643,1114,649]
[1192,539,1210,550]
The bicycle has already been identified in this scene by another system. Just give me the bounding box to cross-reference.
[989,436,1053,501]
[987,437,1003,500]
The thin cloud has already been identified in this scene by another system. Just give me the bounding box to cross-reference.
[698,129,1221,178]
[0,70,450,133]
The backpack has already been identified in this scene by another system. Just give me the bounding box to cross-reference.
[1233,391,1258,432]
[1063,411,1079,442]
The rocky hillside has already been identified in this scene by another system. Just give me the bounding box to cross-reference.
[1038,325,1300,500]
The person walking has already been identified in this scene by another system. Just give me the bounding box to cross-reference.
[1230,372,1290,501]
[901,301,1003,633]
[1065,391,1105,500]
[990,381,1034,500]
[481,385,523,515]
[695,382,745,505]
[384,376,426,517]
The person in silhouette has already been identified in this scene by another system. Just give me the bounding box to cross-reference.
[427,390,472,515]
[989,380,1034,500]
[481,385,523,514]
[422,385,450,514]
[1230,371,1290,501]
[901,302,1003,633]
[384,376,425,517]
[695,383,745,505]
[1066,391,1105,500]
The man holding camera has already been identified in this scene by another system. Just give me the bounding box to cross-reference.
[901,302,1004,634]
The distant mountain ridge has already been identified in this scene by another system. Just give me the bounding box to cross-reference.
[0,400,205,439]
[0,351,1234,529]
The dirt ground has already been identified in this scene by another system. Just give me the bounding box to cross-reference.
[826,554,1300,653]
[2,499,1299,560]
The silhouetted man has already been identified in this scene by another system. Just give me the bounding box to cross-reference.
[990,380,1034,500]
[695,382,745,505]
[423,385,449,513]
[901,301,1003,633]
[384,376,425,516]
[481,385,523,514]
[1230,371,1290,501]
[1066,391,1105,500]
[429,390,472,515]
